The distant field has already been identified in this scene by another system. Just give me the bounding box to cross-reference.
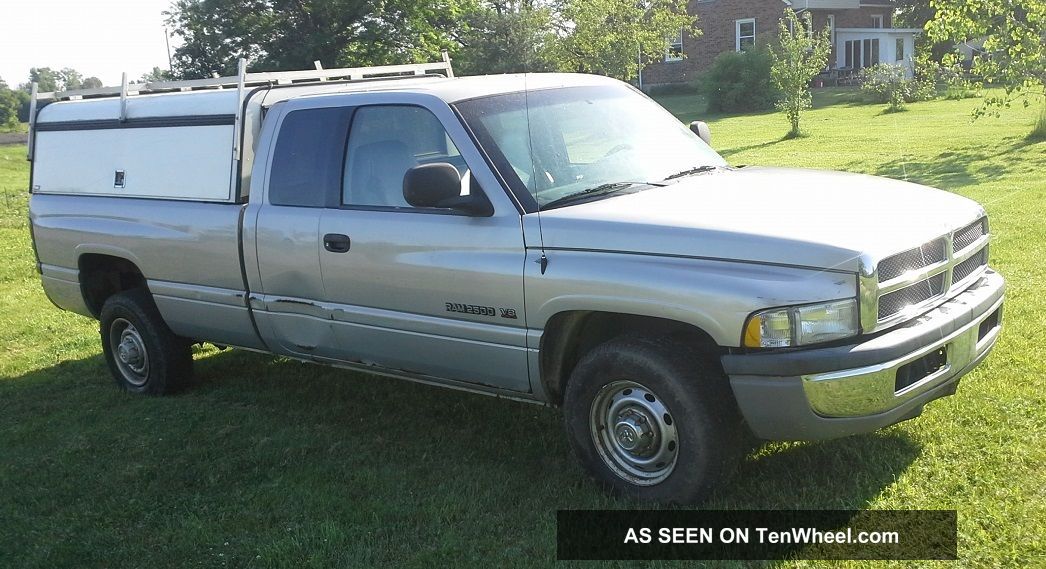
[0,131,28,146]
[1,90,1043,568]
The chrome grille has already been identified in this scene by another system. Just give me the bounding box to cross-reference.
[870,216,989,328]
[953,247,988,283]
[878,273,946,320]
[954,218,986,252]
[877,238,947,283]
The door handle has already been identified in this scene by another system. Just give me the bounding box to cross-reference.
[323,233,351,253]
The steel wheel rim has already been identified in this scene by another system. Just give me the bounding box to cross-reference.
[110,318,149,386]
[589,380,679,486]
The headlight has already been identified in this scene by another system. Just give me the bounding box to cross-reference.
[743,299,858,348]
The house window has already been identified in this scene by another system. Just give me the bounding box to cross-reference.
[665,29,683,62]
[827,14,836,43]
[845,38,881,69]
[896,38,905,61]
[736,18,756,51]
[871,14,884,28]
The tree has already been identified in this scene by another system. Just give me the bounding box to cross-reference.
[896,0,936,28]
[895,0,954,61]
[550,0,697,81]
[82,77,104,89]
[928,0,1046,138]
[0,86,21,129]
[0,77,28,128]
[140,67,172,83]
[165,0,694,81]
[165,0,477,79]
[454,1,557,75]
[24,67,96,92]
[57,68,84,90]
[769,10,831,138]
[27,68,60,92]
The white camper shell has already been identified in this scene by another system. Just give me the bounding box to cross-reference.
[29,56,456,203]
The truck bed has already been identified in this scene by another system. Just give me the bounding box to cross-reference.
[30,193,264,350]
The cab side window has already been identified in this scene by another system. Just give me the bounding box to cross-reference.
[342,105,466,207]
[269,107,352,207]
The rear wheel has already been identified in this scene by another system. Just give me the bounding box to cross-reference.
[563,335,742,504]
[100,289,193,395]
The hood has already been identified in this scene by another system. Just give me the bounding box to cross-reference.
[535,167,986,272]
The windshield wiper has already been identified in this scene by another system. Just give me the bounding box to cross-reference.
[541,181,664,210]
[662,165,720,181]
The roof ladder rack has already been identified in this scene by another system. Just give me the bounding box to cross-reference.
[34,53,455,103]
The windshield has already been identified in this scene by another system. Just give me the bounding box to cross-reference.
[455,84,727,210]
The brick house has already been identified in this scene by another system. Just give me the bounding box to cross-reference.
[641,0,922,86]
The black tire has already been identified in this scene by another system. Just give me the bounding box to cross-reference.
[99,288,193,395]
[563,335,743,505]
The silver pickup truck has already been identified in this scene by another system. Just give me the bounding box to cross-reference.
[27,60,1004,503]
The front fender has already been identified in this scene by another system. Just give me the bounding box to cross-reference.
[525,249,856,347]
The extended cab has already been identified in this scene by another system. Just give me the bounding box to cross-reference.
[27,60,1004,503]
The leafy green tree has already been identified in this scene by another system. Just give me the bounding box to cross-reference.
[0,86,21,129]
[895,0,955,61]
[0,78,28,128]
[27,68,60,92]
[15,90,31,122]
[57,68,84,90]
[24,67,95,92]
[928,0,1046,138]
[550,0,696,81]
[140,67,172,83]
[454,1,557,74]
[82,77,104,89]
[769,10,831,138]
[165,0,477,78]
[896,0,936,28]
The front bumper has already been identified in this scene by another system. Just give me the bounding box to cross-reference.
[721,270,1004,441]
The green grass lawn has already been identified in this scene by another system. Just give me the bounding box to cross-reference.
[1,91,1044,568]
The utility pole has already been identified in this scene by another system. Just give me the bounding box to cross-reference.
[165,27,173,71]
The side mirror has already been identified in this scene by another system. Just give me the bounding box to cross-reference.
[403,163,492,216]
[689,121,712,146]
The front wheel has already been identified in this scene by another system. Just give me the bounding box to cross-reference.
[100,289,193,395]
[563,335,743,504]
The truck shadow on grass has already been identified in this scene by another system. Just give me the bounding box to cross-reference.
[0,349,922,567]
[4,348,920,514]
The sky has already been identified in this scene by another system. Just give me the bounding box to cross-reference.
[0,0,179,88]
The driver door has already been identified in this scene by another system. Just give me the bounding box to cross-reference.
[316,96,531,392]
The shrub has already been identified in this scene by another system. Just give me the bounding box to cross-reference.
[860,64,915,111]
[646,82,701,97]
[697,46,776,114]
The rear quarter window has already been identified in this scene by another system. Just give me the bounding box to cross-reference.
[268,107,353,207]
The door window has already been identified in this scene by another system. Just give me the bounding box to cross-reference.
[342,105,465,207]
